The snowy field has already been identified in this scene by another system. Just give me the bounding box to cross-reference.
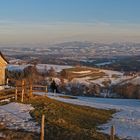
[0,103,40,133]
[36,64,73,72]
[7,64,73,73]
[95,61,113,66]
[37,92,140,140]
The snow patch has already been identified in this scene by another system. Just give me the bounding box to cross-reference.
[7,64,30,71]
[101,69,123,78]
[36,64,73,73]
[0,102,40,133]
[72,70,91,74]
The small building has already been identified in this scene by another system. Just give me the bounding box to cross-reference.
[0,52,8,90]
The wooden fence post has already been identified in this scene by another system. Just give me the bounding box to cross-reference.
[110,125,115,140]
[15,85,18,101]
[6,78,9,85]
[29,82,33,98]
[41,114,45,140]
[21,80,25,102]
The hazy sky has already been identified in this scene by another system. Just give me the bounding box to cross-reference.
[0,0,140,44]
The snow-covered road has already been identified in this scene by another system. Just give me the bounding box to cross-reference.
[44,93,140,140]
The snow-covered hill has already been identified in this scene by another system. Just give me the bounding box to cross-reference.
[69,69,135,87]
[7,64,140,97]
[126,76,140,85]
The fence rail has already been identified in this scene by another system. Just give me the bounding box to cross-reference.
[0,94,14,100]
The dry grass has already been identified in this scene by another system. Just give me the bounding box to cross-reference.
[0,124,39,140]
[25,96,119,140]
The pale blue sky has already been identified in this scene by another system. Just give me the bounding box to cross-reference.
[0,0,140,44]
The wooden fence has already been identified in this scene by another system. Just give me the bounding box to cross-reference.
[6,79,48,102]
